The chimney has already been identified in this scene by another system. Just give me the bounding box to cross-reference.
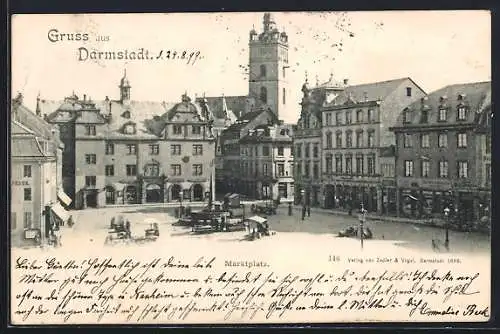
[343,79,349,85]
[363,92,368,102]
[83,94,87,101]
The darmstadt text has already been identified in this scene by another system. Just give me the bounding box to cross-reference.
[77,47,202,65]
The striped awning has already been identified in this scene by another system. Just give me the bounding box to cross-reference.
[57,190,72,206]
[51,202,69,222]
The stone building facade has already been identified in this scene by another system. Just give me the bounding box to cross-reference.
[390,81,491,223]
[40,72,216,209]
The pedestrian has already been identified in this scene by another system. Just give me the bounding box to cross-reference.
[301,206,306,220]
[125,219,131,239]
[307,206,311,217]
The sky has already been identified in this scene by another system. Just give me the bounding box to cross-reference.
[12,11,491,123]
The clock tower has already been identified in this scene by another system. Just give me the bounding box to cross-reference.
[248,12,289,119]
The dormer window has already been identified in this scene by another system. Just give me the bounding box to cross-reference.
[403,109,412,123]
[173,125,182,135]
[438,108,447,121]
[458,93,466,101]
[457,106,467,121]
[121,110,131,119]
[420,109,428,123]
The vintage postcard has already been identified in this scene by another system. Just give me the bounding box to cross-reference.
[10,11,491,325]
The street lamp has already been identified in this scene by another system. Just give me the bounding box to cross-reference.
[443,207,450,250]
[300,189,306,221]
[359,203,367,249]
[179,190,184,218]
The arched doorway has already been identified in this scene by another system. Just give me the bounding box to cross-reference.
[324,185,335,208]
[146,184,162,203]
[192,184,203,201]
[125,185,137,204]
[171,184,182,201]
[105,186,116,205]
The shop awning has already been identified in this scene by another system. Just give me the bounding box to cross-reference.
[247,215,267,224]
[51,202,70,222]
[57,190,72,206]
[406,195,418,201]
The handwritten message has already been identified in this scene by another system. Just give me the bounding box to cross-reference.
[11,255,489,324]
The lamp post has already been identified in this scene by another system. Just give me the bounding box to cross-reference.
[443,207,450,250]
[359,203,367,249]
[300,189,306,221]
[179,190,184,218]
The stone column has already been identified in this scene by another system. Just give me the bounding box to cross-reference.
[396,188,401,217]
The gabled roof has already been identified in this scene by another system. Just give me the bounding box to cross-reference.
[239,123,293,143]
[195,95,251,121]
[11,137,46,157]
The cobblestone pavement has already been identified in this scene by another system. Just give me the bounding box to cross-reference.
[47,203,490,255]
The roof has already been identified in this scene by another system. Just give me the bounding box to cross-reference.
[332,77,417,105]
[239,123,293,143]
[11,136,45,157]
[392,81,491,128]
[195,95,251,121]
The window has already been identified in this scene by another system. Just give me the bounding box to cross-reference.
[145,164,160,177]
[326,132,333,149]
[345,156,352,175]
[304,163,310,177]
[486,135,491,154]
[438,133,448,148]
[193,144,203,155]
[356,131,363,148]
[283,67,286,78]
[283,88,286,104]
[23,165,32,178]
[356,155,364,174]
[403,109,412,123]
[404,160,413,177]
[403,133,413,148]
[335,112,341,125]
[126,165,137,176]
[457,133,467,148]
[263,163,269,176]
[127,144,137,155]
[313,162,319,179]
[368,109,375,122]
[260,87,267,103]
[305,144,310,158]
[149,144,159,155]
[336,132,342,148]
[439,108,447,121]
[313,144,319,158]
[457,106,467,121]
[171,144,181,155]
[421,110,428,123]
[356,109,363,123]
[421,160,430,177]
[105,142,114,155]
[276,146,284,156]
[335,155,343,173]
[262,146,270,156]
[192,125,201,135]
[277,163,285,176]
[325,156,333,173]
[367,155,376,175]
[173,125,182,135]
[381,163,395,177]
[326,113,332,126]
[346,131,353,148]
[85,125,96,136]
[260,64,266,77]
[439,161,448,178]
[296,164,302,177]
[367,131,375,148]
[105,165,114,176]
[420,134,430,148]
[85,154,96,164]
[406,87,412,97]
[345,111,352,124]
[85,176,96,187]
[193,164,203,176]
[24,188,32,201]
[171,164,181,176]
[458,161,468,178]
[296,144,302,158]
[23,212,32,229]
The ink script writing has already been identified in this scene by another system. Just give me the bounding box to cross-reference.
[12,256,488,323]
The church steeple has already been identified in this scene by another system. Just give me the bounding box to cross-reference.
[119,69,131,103]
